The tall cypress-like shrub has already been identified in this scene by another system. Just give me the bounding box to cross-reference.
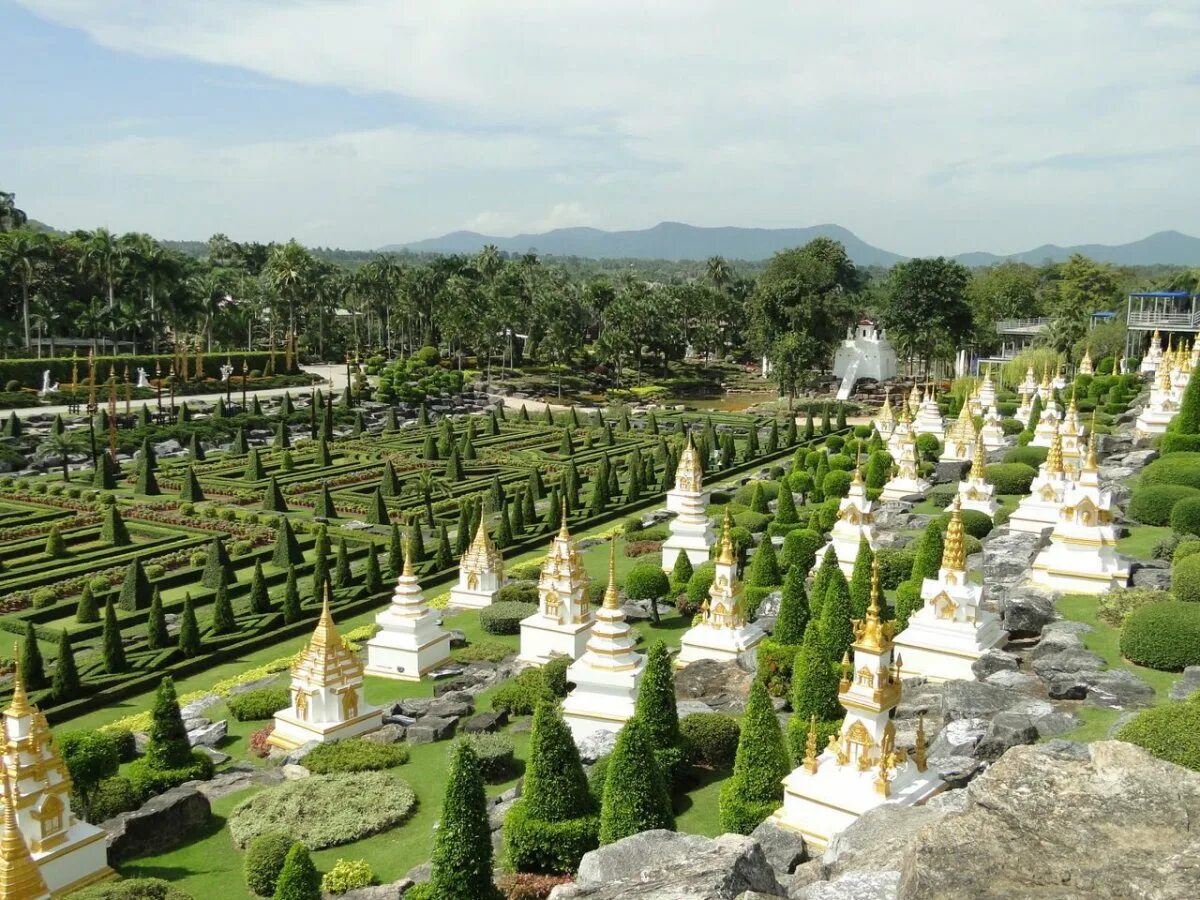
[102,600,126,673]
[599,718,674,844]
[178,465,204,501]
[75,584,99,623]
[819,567,855,663]
[20,622,46,690]
[669,552,694,592]
[747,539,782,588]
[789,624,840,727]
[367,487,389,525]
[249,560,271,614]
[333,538,352,588]
[314,483,337,519]
[775,485,798,525]
[848,538,874,618]
[429,741,501,900]
[271,517,303,568]
[911,521,944,582]
[634,641,686,786]
[263,476,288,513]
[146,588,169,650]
[118,559,153,611]
[51,631,80,701]
[101,504,131,546]
[210,582,236,635]
[178,594,201,657]
[200,535,234,589]
[809,549,838,622]
[146,676,195,770]
[774,564,810,646]
[245,449,265,481]
[282,567,301,624]
[719,679,790,834]
[435,525,453,570]
[364,544,383,593]
[387,525,403,576]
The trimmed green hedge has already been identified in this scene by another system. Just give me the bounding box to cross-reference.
[226,686,289,722]
[1161,434,1200,454]
[1115,697,1200,771]
[1004,445,1048,467]
[1121,602,1200,670]
[1170,497,1200,536]
[680,712,741,768]
[461,733,515,782]
[874,548,915,590]
[1140,453,1200,490]
[985,463,1038,495]
[303,739,410,774]
[480,601,537,635]
[503,799,599,875]
[1129,484,1200,526]
[126,751,215,803]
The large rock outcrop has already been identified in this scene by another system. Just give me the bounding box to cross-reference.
[103,782,212,863]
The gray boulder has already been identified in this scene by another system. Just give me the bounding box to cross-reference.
[1170,665,1200,701]
[361,724,407,744]
[797,871,900,900]
[1081,669,1156,709]
[103,783,211,863]
[997,586,1057,636]
[464,711,507,733]
[676,659,755,712]
[939,681,1021,725]
[983,670,1039,691]
[970,650,1018,680]
[927,717,988,758]
[406,716,458,744]
[186,719,227,748]
[981,530,1044,583]
[750,818,806,877]
[576,729,617,764]
[1130,563,1171,591]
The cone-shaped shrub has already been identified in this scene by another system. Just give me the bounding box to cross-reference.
[364,544,382,593]
[43,524,67,558]
[383,407,398,433]
[669,551,694,592]
[51,630,80,701]
[146,676,195,770]
[911,521,943,583]
[599,718,674,844]
[819,567,854,663]
[495,503,513,548]
[334,538,352,588]
[444,447,462,482]
[848,538,874,618]
[635,641,685,786]
[189,433,206,461]
[271,517,303,568]
[315,435,332,467]
[559,428,574,455]
[21,621,46,690]
[201,535,234,589]
[249,560,270,613]
[774,564,810,646]
[179,465,205,501]
[790,623,840,724]
[233,426,249,454]
[118,558,153,611]
[379,460,400,497]
[280,392,293,415]
[101,504,131,546]
[136,449,160,495]
[747,539,782,588]
[282,567,301,624]
[273,421,290,449]
[719,679,790,834]
[146,588,169,650]
[210,582,236,635]
[102,600,126,673]
[422,433,438,461]
[263,476,288,513]
[314,482,337,519]
[367,487,389,525]
[178,594,201,657]
[75,583,99,623]
[435,525,453,570]
[387,525,403,576]
[273,843,320,900]
[429,741,500,900]
[809,549,838,622]
[245,449,264,482]
[92,453,116,489]
[776,485,798,525]
[311,528,331,597]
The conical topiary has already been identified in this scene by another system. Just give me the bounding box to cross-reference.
[273,421,290,450]
[333,538,351,588]
[51,630,80,701]
[200,535,234,590]
[809,549,838,622]
[249,560,270,614]
[282,567,301,624]
[75,583,99,623]
[314,482,337,519]
[429,741,500,900]
[179,465,205,502]
[189,433,205,461]
[379,460,400,497]
[272,843,321,900]
[364,544,382,593]
[145,676,194,770]
[43,524,67,558]
[118,558,153,612]
[634,641,685,786]
[245,448,264,482]
[20,621,46,690]
[366,487,389,526]
[101,504,131,546]
[233,426,249,454]
[819,566,855,664]
[599,718,674,844]
[774,563,810,646]
[848,537,874,618]
[146,588,169,650]
[210,582,236,635]
[262,476,288,513]
[669,551,694,592]
[747,539,782,588]
[910,521,944,583]
[789,623,840,727]
[102,600,126,673]
[178,593,201,657]
[387,525,403,576]
[270,517,303,568]
[719,679,790,834]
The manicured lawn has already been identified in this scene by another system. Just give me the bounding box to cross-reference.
[1117,524,1173,561]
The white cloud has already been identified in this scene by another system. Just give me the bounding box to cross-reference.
[10,0,1200,253]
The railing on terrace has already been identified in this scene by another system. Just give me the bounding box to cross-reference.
[994,317,1050,334]
[1127,310,1200,330]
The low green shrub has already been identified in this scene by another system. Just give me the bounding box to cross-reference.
[874,548,915,589]
[985,463,1038,495]
[229,772,417,850]
[480,601,537,635]
[680,712,741,768]
[732,510,771,534]
[494,582,539,605]
[1120,602,1200,670]
[321,858,376,894]
[71,879,193,900]
[1174,553,1200,603]
[461,733,515,781]
[492,668,556,716]
[226,686,290,722]
[126,752,214,803]
[926,485,957,509]
[1175,539,1200,564]
[88,776,139,822]
[1141,453,1200,490]
[503,799,599,875]
[956,509,994,538]
[243,831,293,897]
[1004,445,1048,467]
[1115,697,1200,771]
[452,639,513,664]
[302,739,410,775]
[1171,496,1200,536]
[1129,484,1200,526]
[508,562,543,581]
[1161,433,1200,454]
[1098,588,1171,628]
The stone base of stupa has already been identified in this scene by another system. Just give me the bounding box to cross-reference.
[880,476,930,503]
[1134,410,1172,441]
[980,425,1006,451]
[957,489,999,517]
[667,487,710,514]
[893,617,1009,682]
[448,584,500,609]
[562,664,644,741]
[518,616,592,665]
[268,706,383,750]
[364,629,452,680]
[1007,499,1062,535]
[1030,547,1130,594]
[662,530,715,572]
[676,622,765,669]
[771,758,942,852]
[33,824,113,898]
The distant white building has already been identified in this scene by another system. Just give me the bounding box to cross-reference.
[833,319,898,400]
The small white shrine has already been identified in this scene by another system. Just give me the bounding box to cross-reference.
[832,318,898,400]
[1014,382,1035,428]
[979,404,1006,451]
[956,435,999,516]
[885,404,912,458]
[894,500,1007,682]
[978,365,997,409]
[813,466,878,577]
[677,512,766,668]
[365,545,452,679]
[1031,436,1130,594]
[270,591,382,750]
[448,518,505,609]
[1030,377,1061,448]
[771,560,940,851]
[912,387,945,437]
[880,430,930,503]
[1134,359,1178,440]
[1050,366,1068,391]
[519,513,593,665]
[1020,365,1039,396]
[562,539,645,741]
[873,390,896,441]
[1139,330,1164,374]
[0,660,111,897]
[1078,347,1094,376]
[1059,393,1085,474]
[662,434,716,572]
[939,401,975,462]
[1008,426,1069,535]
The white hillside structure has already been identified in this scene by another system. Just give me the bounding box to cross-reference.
[833,318,898,400]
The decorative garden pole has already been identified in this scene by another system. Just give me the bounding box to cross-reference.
[123,365,132,418]
[168,365,177,419]
[241,358,249,412]
[68,351,79,414]
[225,357,233,408]
[86,350,98,467]
[310,385,318,440]
[107,366,118,458]
[155,361,163,422]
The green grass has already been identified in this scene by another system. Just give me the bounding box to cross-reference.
[1117,525,1173,560]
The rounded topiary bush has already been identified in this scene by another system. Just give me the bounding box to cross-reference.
[243,831,293,897]
[1140,453,1200,490]
[685,561,717,609]
[1129,484,1200,526]
[1003,445,1048,467]
[1175,539,1200,564]
[71,879,193,900]
[494,581,538,604]
[732,510,770,534]
[780,529,823,572]
[821,469,852,499]
[1173,553,1200,603]
[479,601,537,635]
[227,686,290,722]
[874,548,915,589]
[1171,496,1200,536]
[460,733,515,781]
[302,739,409,774]
[624,563,670,602]
[1120,602,1200,670]
[1160,433,1200,454]
[985,463,1038,495]
[956,509,994,538]
[1115,697,1200,771]
[680,712,741,769]
[229,772,417,850]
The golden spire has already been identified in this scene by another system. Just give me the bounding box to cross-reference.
[1046,424,1064,475]
[1083,431,1099,472]
[1040,364,1050,389]
[803,714,820,774]
[5,643,32,718]
[402,533,415,577]
[914,714,928,773]
[853,558,888,653]
[881,389,892,415]
[942,498,967,572]
[970,427,986,480]
[602,536,620,611]
[717,508,736,566]
[0,771,47,900]
[1158,355,1173,391]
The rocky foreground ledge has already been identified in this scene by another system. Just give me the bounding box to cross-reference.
[547,740,1200,900]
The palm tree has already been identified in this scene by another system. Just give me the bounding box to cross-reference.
[30,295,61,359]
[77,299,110,356]
[705,255,732,293]
[78,227,122,310]
[114,300,152,355]
[0,230,51,351]
[407,469,452,527]
[192,269,229,352]
[40,431,85,481]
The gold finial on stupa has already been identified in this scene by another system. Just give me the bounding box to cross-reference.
[602,535,620,611]
[402,531,416,577]
[1158,354,1173,391]
[914,714,928,773]
[4,642,32,718]
[717,508,736,566]
[853,558,888,653]
[942,498,967,572]
[0,769,47,900]
[970,427,986,480]
[1046,424,1064,475]
[803,714,820,774]
[1084,430,1099,472]
[558,498,570,539]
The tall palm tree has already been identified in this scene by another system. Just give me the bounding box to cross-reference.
[30,295,61,359]
[78,227,122,310]
[114,300,152,354]
[0,230,51,351]
[407,469,452,527]
[77,299,110,355]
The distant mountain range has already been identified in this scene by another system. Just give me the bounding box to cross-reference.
[384,222,1200,267]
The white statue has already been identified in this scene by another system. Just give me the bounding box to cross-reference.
[219,362,234,382]
[39,370,59,395]
[136,367,152,389]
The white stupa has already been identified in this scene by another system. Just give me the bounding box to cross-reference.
[0,658,111,897]
[676,511,766,668]
[1020,365,1039,397]
[771,560,941,851]
[1013,382,1035,428]
[519,510,593,664]
[1058,393,1085,474]
[269,590,383,750]
[894,500,1008,682]
[885,404,913,457]
[1078,347,1094,376]
[365,542,452,679]
[562,538,646,741]
[956,432,999,516]
[1050,364,1068,391]
[1139,330,1163,374]
[912,386,945,437]
[662,434,716,572]
[1008,425,1069,535]
[979,403,1006,451]
[939,401,975,462]
[1031,435,1130,594]
[1134,355,1178,440]
[449,518,505,609]
[978,365,997,409]
[1030,372,1060,447]
[873,390,897,441]
[813,465,877,577]
[880,430,930,502]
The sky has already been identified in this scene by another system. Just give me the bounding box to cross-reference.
[3,1,1200,256]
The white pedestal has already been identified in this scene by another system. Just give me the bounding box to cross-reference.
[880,475,930,503]
[32,824,112,898]
[894,614,1008,682]
[676,621,765,669]
[562,661,644,741]
[364,626,452,681]
[1030,543,1130,594]
[956,478,999,517]
[1008,495,1063,535]
[518,615,593,664]
[661,505,716,573]
[667,485,709,515]
[269,706,384,750]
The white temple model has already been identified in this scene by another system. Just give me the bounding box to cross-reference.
[270,589,382,749]
[832,317,898,401]
[978,364,997,409]
[894,500,1007,681]
[676,511,766,669]
[562,538,646,741]
[662,434,716,572]
[956,432,999,516]
[912,386,945,437]
[1078,347,1094,376]
[1013,382,1035,428]
[1139,330,1163,374]
[0,772,50,900]
[1031,435,1130,594]
[1020,365,1039,397]
[0,653,111,897]
[813,465,877,577]
[939,401,975,462]
[880,430,930,502]
[1030,372,1061,448]
[1058,392,1085,474]
[365,541,452,679]
[873,390,896,441]
[771,560,940,851]
[1134,355,1178,440]
[979,403,1006,451]
[519,508,593,664]
[1050,364,1068,391]
[885,404,912,457]
[1008,425,1069,535]
[448,518,505,609]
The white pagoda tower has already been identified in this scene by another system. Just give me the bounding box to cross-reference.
[979,403,1005,451]
[1078,347,1094,376]
[939,401,975,462]
[562,539,646,741]
[449,518,505,609]
[885,404,913,457]
[1014,382,1035,428]
[1020,365,1038,396]
[912,386,944,437]
[880,430,930,502]
[0,773,49,900]
[0,657,110,897]
[772,561,940,851]
[1031,436,1130,594]
[894,500,1008,682]
[677,511,766,668]
[956,433,999,516]
[1140,330,1163,374]
[366,543,452,679]
[270,590,382,750]
[978,365,997,409]
[873,391,896,441]
[519,511,593,664]
[1134,358,1178,440]
[1008,426,1069,535]
[814,466,877,577]
[1059,393,1085,474]
[1030,374,1061,448]
[662,434,716,572]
